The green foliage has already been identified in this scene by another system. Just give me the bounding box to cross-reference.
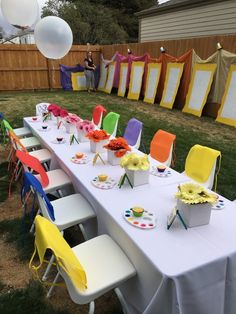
[42,0,156,44]
[0,280,67,314]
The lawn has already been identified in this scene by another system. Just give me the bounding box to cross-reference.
[0,90,235,200]
[0,90,235,313]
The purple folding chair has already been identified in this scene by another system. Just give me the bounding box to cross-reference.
[123,118,143,149]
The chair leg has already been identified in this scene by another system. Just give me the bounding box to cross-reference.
[114,288,129,314]
[78,223,88,241]
[29,209,40,233]
[47,271,60,298]
[88,301,95,314]
[42,254,55,281]
[57,189,64,198]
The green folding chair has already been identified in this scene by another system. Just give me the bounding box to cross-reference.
[102,112,120,137]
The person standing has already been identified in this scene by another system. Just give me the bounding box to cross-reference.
[84,51,96,93]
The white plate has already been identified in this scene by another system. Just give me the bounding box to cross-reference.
[51,139,66,144]
[150,166,172,177]
[91,177,116,190]
[71,155,89,164]
[123,209,156,229]
[212,199,225,210]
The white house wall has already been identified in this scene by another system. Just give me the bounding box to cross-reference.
[139,0,236,42]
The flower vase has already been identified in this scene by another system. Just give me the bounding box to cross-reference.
[125,169,149,187]
[77,129,89,142]
[177,199,212,228]
[107,150,123,166]
[90,140,108,153]
[65,122,76,134]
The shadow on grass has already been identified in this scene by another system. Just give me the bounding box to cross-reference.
[0,216,34,261]
[0,280,68,314]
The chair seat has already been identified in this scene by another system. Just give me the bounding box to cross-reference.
[13,127,32,138]
[51,194,96,230]
[29,148,52,163]
[20,136,41,150]
[64,235,136,304]
[35,169,72,194]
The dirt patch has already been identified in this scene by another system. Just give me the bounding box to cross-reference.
[0,237,31,290]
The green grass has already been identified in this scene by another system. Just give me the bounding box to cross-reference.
[0,90,235,200]
[0,280,68,314]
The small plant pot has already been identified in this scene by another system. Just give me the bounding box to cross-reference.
[177,199,212,228]
[65,122,76,134]
[77,130,89,142]
[125,169,149,187]
[90,139,108,153]
[107,150,123,166]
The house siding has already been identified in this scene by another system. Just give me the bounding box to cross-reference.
[139,0,236,42]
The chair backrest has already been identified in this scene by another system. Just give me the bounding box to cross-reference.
[36,103,50,117]
[9,130,28,153]
[16,150,49,187]
[102,112,120,137]
[30,215,87,291]
[184,144,221,190]
[22,172,55,221]
[150,129,176,167]
[2,119,13,135]
[92,105,107,128]
[123,118,143,149]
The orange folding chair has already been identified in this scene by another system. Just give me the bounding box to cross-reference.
[150,129,176,167]
[92,105,107,128]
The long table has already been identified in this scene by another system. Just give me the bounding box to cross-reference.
[24,117,236,314]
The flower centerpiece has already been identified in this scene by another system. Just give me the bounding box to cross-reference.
[104,137,131,165]
[64,113,81,134]
[77,120,95,142]
[120,153,150,186]
[175,183,217,227]
[86,129,110,153]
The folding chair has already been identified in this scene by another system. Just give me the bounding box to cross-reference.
[16,150,73,197]
[30,216,136,314]
[36,103,50,117]
[102,112,120,137]
[1,117,32,138]
[149,129,176,167]
[91,105,107,128]
[183,144,221,190]
[8,131,52,196]
[123,118,143,149]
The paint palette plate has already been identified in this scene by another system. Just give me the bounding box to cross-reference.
[91,177,116,190]
[51,139,66,144]
[123,209,156,229]
[71,155,89,164]
[212,199,225,210]
[150,166,171,177]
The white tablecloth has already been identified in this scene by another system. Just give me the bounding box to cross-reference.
[24,117,236,314]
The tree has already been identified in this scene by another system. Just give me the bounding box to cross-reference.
[42,0,156,44]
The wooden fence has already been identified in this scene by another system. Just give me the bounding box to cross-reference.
[0,44,100,91]
[101,34,236,59]
[1,34,236,91]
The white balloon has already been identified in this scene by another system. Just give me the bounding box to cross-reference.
[1,0,39,28]
[34,16,73,59]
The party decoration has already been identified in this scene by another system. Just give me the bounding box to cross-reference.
[92,153,105,166]
[34,16,73,59]
[104,62,116,94]
[183,63,217,117]
[1,0,39,29]
[167,207,188,230]
[118,63,128,97]
[118,173,133,189]
[104,138,131,158]
[71,72,87,91]
[216,64,236,127]
[144,63,162,104]
[160,63,184,109]
[69,134,79,145]
[127,61,145,100]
